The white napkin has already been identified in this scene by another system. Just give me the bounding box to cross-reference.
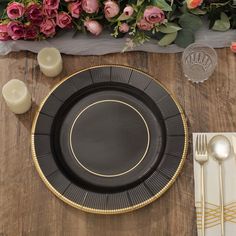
[193,133,236,236]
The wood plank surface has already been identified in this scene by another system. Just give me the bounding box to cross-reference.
[0,49,235,236]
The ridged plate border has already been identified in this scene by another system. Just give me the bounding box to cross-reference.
[31,65,188,214]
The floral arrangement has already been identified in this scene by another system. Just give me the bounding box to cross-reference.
[0,0,236,50]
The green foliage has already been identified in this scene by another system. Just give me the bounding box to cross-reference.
[0,0,8,19]
[158,31,177,46]
[168,12,202,48]
[158,22,182,33]
[179,13,202,31]
[212,12,230,31]
[175,29,195,48]
[151,0,172,11]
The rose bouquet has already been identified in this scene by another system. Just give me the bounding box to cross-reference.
[0,0,235,49]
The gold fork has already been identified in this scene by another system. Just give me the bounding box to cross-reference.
[195,134,208,236]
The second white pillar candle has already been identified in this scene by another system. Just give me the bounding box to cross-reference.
[37,47,63,77]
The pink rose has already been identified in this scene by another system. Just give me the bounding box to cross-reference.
[24,24,38,40]
[7,2,25,20]
[84,20,102,36]
[64,0,76,1]
[143,6,165,24]
[43,0,59,10]
[230,42,236,53]
[82,0,99,14]
[26,4,43,25]
[119,23,129,33]
[123,5,133,17]
[43,8,58,18]
[68,1,82,18]
[0,24,10,41]
[7,21,25,40]
[40,18,56,37]
[187,0,203,9]
[104,0,120,19]
[137,18,153,31]
[56,12,72,28]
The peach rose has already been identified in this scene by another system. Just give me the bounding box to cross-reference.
[187,0,203,9]
[84,20,102,36]
[230,42,236,53]
[104,0,120,19]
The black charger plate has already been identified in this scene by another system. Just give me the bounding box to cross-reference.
[31,65,188,214]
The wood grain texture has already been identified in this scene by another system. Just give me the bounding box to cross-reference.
[0,49,236,236]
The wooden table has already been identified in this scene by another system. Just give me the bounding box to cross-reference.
[0,49,235,236]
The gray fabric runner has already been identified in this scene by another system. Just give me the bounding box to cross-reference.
[0,23,235,55]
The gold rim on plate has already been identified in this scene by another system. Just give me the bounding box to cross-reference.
[31,65,188,214]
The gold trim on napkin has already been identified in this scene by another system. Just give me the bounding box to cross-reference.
[196,202,236,229]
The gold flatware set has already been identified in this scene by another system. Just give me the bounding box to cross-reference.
[195,134,233,236]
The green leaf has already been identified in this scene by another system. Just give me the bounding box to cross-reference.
[151,0,172,11]
[175,29,195,48]
[190,8,207,15]
[212,12,230,31]
[180,3,188,13]
[179,13,202,31]
[137,0,145,7]
[158,23,182,33]
[0,0,8,18]
[158,32,177,46]
[209,1,231,7]
[136,5,145,23]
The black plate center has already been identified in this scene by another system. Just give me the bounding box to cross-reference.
[70,100,149,177]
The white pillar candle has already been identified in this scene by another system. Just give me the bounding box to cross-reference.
[37,47,63,77]
[2,79,32,114]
